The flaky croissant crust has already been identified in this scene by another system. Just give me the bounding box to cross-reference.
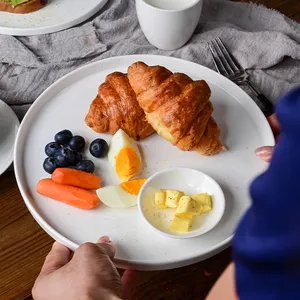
[127,62,224,155]
[85,72,154,141]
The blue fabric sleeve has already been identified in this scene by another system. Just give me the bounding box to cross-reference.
[233,87,300,300]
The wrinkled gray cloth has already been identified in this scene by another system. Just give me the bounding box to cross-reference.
[1,0,300,119]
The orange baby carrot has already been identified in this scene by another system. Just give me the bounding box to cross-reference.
[37,179,100,210]
[52,168,101,190]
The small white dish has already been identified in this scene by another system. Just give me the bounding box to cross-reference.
[138,168,225,239]
[0,100,19,175]
[136,0,203,50]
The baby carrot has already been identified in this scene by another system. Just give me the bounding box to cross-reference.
[37,178,100,210]
[52,168,101,190]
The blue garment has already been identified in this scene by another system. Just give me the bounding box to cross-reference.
[233,87,300,300]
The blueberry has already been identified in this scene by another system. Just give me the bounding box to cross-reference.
[69,135,85,152]
[54,147,75,167]
[72,150,82,163]
[89,139,109,158]
[43,157,57,174]
[54,130,73,146]
[75,160,95,173]
[45,142,61,157]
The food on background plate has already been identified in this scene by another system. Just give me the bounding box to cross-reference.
[37,179,100,210]
[89,138,109,158]
[108,129,142,182]
[96,179,146,208]
[0,0,47,14]
[85,72,155,141]
[154,189,213,232]
[127,62,225,155]
[52,168,101,190]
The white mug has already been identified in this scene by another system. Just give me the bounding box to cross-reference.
[136,0,203,51]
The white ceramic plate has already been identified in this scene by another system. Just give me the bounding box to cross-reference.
[14,55,274,270]
[0,0,107,36]
[139,168,225,239]
[0,100,19,175]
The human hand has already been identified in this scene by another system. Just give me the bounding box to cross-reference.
[32,237,137,300]
[255,113,280,162]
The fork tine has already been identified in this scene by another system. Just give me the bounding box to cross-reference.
[212,39,235,75]
[216,38,242,72]
[207,42,222,74]
[208,41,229,76]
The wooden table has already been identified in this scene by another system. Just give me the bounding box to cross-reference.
[1,2,299,299]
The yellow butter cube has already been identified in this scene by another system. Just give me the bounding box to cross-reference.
[176,212,194,219]
[170,215,192,232]
[176,196,202,216]
[165,190,184,208]
[191,193,212,214]
[154,190,167,209]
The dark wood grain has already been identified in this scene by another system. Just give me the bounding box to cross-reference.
[0,1,299,300]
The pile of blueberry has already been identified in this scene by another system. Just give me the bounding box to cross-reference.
[43,129,109,174]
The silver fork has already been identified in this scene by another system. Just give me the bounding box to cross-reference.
[208,38,274,118]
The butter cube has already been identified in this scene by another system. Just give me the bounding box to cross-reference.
[191,193,212,214]
[176,212,194,219]
[176,196,202,216]
[170,215,192,232]
[165,190,184,208]
[155,190,167,209]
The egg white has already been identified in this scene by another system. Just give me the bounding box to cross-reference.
[96,185,137,208]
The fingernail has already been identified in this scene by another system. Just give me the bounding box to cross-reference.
[98,236,111,244]
[255,147,272,157]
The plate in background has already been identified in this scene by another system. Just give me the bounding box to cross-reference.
[14,55,274,270]
[0,0,107,36]
[0,100,19,175]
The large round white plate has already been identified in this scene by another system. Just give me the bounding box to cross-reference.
[14,55,274,270]
[0,100,19,176]
[0,0,107,36]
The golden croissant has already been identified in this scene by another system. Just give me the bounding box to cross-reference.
[85,72,154,141]
[127,62,224,155]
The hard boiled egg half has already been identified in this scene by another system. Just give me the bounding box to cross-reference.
[96,179,146,208]
[108,129,142,182]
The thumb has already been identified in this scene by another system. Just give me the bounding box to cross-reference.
[96,236,116,259]
[40,242,71,276]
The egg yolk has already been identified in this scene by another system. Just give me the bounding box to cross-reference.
[115,146,141,180]
[120,179,147,195]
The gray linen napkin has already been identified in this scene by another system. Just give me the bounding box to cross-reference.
[1,0,300,119]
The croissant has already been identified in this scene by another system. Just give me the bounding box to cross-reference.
[85,72,154,141]
[127,62,224,155]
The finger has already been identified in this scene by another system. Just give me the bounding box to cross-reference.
[122,269,139,300]
[96,236,116,259]
[255,146,274,162]
[40,242,71,276]
[267,113,280,136]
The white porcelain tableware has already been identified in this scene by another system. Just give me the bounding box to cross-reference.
[136,0,203,50]
[138,168,225,239]
[14,54,274,270]
[0,0,107,36]
[0,100,19,175]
